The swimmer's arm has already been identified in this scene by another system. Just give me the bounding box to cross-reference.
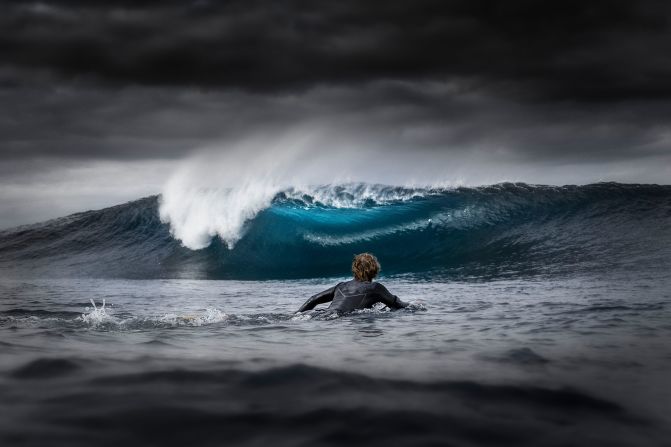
[298,285,337,312]
[375,283,409,310]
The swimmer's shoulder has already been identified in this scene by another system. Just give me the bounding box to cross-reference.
[372,281,388,291]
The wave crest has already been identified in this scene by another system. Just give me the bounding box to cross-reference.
[160,182,443,250]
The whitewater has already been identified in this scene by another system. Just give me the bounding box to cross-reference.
[1,182,670,446]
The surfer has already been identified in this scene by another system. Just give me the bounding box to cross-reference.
[298,253,408,313]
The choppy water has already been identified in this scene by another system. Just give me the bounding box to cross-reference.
[1,183,670,446]
[1,273,670,446]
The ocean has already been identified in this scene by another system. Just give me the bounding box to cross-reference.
[1,182,670,446]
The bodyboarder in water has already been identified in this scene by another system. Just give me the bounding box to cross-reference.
[297,253,408,313]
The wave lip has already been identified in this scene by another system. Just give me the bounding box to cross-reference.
[1,182,670,280]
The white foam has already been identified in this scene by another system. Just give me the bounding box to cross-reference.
[281,184,442,208]
[81,299,118,327]
[158,134,311,250]
[158,307,228,327]
[405,301,428,311]
[160,180,281,250]
[80,299,229,329]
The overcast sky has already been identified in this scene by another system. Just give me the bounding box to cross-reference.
[1,0,671,228]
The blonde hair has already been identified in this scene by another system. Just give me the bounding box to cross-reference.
[352,253,380,282]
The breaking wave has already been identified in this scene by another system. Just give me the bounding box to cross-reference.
[0,182,670,280]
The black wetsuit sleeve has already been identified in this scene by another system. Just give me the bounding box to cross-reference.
[298,285,337,312]
[375,283,408,310]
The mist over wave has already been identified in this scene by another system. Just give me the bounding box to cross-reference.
[0,182,669,280]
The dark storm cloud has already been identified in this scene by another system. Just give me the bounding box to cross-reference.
[2,0,671,102]
[2,80,669,163]
[1,0,671,228]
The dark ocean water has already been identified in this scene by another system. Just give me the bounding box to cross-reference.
[1,183,670,446]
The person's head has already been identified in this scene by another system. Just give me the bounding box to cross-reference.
[351,253,380,282]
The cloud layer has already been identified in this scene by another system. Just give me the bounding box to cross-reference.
[3,0,671,100]
[1,0,670,227]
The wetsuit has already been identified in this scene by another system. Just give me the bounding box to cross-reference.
[298,279,408,313]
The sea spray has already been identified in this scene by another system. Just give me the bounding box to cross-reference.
[159,181,282,250]
[158,132,319,250]
[78,303,229,330]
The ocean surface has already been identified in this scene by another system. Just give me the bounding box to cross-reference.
[1,182,670,446]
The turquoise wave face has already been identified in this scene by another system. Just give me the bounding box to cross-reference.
[1,183,670,280]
